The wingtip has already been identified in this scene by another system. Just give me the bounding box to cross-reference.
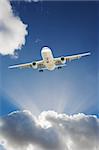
[88,52,91,55]
[84,52,91,56]
[8,66,11,69]
[8,66,14,69]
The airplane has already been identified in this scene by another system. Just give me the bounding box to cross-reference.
[8,46,91,72]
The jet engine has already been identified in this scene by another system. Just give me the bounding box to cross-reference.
[61,57,66,64]
[32,62,37,69]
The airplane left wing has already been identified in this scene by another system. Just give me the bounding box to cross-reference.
[64,52,91,61]
[9,60,46,70]
[54,52,91,66]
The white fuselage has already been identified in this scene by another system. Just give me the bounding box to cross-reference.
[41,47,55,70]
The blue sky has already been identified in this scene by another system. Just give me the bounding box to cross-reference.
[0,1,98,117]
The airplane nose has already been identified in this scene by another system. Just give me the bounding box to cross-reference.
[41,47,51,53]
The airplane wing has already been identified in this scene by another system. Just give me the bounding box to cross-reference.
[54,52,91,65]
[8,60,46,70]
[8,62,33,69]
[64,52,91,61]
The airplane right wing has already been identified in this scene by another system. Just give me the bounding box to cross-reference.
[8,60,46,70]
[8,62,33,69]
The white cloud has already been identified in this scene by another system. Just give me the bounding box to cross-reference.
[0,0,27,55]
[0,110,99,150]
[0,145,7,150]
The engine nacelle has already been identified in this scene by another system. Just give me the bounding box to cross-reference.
[32,62,37,69]
[61,57,66,64]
